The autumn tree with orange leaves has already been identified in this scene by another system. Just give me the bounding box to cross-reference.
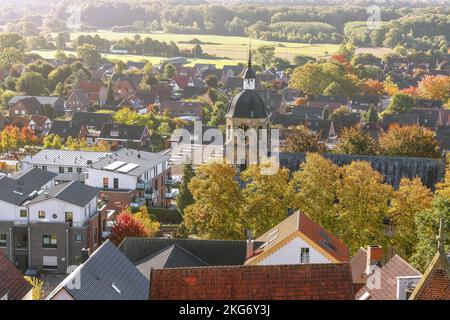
[418,75,450,104]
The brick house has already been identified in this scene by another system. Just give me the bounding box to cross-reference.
[9,97,45,118]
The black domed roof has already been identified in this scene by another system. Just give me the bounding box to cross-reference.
[227,90,268,119]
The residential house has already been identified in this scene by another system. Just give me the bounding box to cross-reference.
[65,89,91,113]
[259,89,287,114]
[46,240,148,300]
[77,81,106,106]
[307,96,348,113]
[408,108,440,130]
[72,112,114,145]
[437,126,450,153]
[9,97,45,118]
[135,244,208,280]
[349,95,381,113]
[160,101,203,121]
[352,246,422,300]
[416,99,443,109]
[409,219,450,300]
[149,263,355,300]
[114,79,138,102]
[170,75,194,91]
[193,63,216,78]
[8,96,65,114]
[98,124,150,148]
[48,120,89,143]
[182,86,208,99]
[21,149,110,183]
[85,148,172,210]
[0,168,104,273]
[28,114,52,134]
[119,237,254,267]
[221,65,243,83]
[245,211,349,266]
[0,251,32,300]
[380,114,419,131]
[24,181,105,273]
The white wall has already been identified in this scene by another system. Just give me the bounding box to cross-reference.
[50,288,75,300]
[85,168,137,189]
[0,200,28,222]
[28,197,96,225]
[257,236,332,265]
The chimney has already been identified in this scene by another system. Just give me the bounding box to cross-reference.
[81,247,90,263]
[366,245,383,274]
[245,229,254,259]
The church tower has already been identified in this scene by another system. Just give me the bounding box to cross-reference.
[225,50,271,168]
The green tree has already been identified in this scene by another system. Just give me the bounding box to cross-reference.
[105,79,116,107]
[184,163,244,240]
[16,72,47,95]
[176,164,196,215]
[56,33,66,50]
[283,125,329,153]
[76,44,102,68]
[362,104,379,123]
[335,125,378,155]
[252,45,275,69]
[379,124,441,158]
[336,161,393,255]
[240,163,290,237]
[43,134,63,149]
[287,153,340,232]
[163,63,177,79]
[386,93,418,114]
[389,177,433,261]
[411,196,450,272]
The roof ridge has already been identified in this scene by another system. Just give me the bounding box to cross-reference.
[391,254,422,275]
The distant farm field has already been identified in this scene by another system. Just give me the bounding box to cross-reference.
[37,31,392,66]
[66,31,342,61]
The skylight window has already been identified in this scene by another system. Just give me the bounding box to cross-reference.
[111,283,121,295]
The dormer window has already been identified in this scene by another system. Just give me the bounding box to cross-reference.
[110,130,119,137]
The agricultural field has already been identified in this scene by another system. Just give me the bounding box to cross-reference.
[69,31,342,61]
[34,31,391,66]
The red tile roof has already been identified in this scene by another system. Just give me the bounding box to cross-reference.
[171,76,191,89]
[355,254,421,300]
[410,249,450,300]
[150,263,355,300]
[0,251,32,300]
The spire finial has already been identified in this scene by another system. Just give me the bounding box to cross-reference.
[437,217,446,253]
[248,37,252,69]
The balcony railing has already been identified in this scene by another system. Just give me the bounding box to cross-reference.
[136,180,151,190]
[130,198,146,208]
[165,177,180,186]
[165,190,179,199]
[143,192,157,200]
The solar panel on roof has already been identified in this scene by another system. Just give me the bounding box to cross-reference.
[117,163,139,173]
[104,161,126,171]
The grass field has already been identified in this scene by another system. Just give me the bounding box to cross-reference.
[67,31,342,62]
[36,31,391,67]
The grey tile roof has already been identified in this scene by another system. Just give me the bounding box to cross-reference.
[0,168,57,205]
[8,96,64,107]
[22,149,110,167]
[72,112,114,131]
[28,181,99,207]
[91,148,169,176]
[47,240,149,300]
[119,237,261,266]
[136,244,208,280]
[99,124,148,141]
[48,120,84,139]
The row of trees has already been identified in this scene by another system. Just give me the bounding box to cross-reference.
[177,153,450,272]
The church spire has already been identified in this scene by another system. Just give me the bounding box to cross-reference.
[243,38,256,90]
